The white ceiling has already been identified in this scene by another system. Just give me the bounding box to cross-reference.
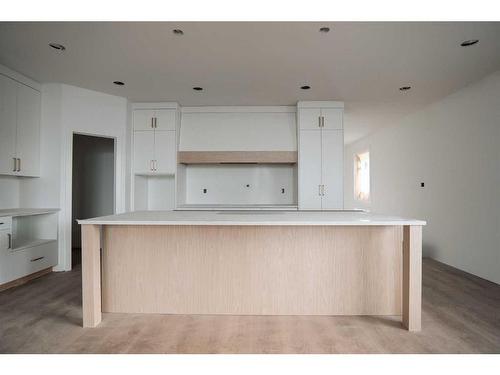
[0,22,499,143]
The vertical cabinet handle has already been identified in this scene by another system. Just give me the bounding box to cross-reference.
[151,117,154,129]
[318,116,325,128]
[17,158,21,172]
[154,117,158,128]
[7,233,12,249]
[318,185,325,196]
[150,160,154,171]
[13,157,16,172]
[154,160,157,171]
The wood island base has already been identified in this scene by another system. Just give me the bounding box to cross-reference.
[81,223,422,331]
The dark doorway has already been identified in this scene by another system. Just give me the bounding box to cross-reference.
[71,134,115,267]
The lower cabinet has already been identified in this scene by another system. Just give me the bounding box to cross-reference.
[0,211,59,287]
[298,129,344,210]
[133,131,155,174]
[153,131,176,174]
[298,131,322,209]
[133,130,176,175]
[321,130,344,209]
[0,241,58,285]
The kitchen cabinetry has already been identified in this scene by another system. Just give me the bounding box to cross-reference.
[131,104,178,211]
[298,102,344,210]
[0,209,59,289]
[132,109,176,175]
[133,109,176,131]
[0,74,41,177]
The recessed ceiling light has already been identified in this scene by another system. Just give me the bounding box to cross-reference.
[300,85,311,90]
[319,27,330,33]
[113,81,125,86]
[49,43,66,51]
[173,29,184,35]
[193,87,203,91]
[460,39,479,47]
[399,86,411,91]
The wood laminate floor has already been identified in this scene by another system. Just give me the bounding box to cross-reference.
[0,258,499,353]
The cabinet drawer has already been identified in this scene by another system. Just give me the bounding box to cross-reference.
[0,240,57,285]
[0,216,12,230]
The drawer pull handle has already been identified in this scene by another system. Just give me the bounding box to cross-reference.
[31,256,45,262]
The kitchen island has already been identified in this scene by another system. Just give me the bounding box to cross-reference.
[78,210,425,331]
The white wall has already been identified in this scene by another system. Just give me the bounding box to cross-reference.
[345,71,500,284]
[20,84,127,271]
[185,164,296,205]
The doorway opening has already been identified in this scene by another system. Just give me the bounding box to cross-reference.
[71,133,115,267]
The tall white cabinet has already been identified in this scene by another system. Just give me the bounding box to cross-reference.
[0,74,41,177]
[131,103,178,211]
[298,101,344,210]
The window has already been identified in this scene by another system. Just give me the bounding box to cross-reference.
[354,151,370,201]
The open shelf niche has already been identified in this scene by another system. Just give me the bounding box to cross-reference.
[133,174,176,211]
[11,211,58,252]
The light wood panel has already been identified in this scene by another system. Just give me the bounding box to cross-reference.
[81,224,102,328]
[101,225,403,316]
[402,225,422,331]
[178,151,297,164]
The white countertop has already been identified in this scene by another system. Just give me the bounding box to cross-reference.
[78,210,426,226]
[176,204,298,211]
[0,208,60,217]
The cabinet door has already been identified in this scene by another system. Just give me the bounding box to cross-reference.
[321,108,343,130]
[0,75,18,175]
[133,131,155,174]
[133,110,155,131]
[321,130,344,209]
[154,130,176,174]
[154,109,176,131]
[16,84,40,176]
[298,130,322,210]
[298,108,321,130]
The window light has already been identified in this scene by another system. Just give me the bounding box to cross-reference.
[354,151,370,201]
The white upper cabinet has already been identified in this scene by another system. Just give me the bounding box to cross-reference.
[0,74,40,177]
[298,108,322,130]
[321,108,343,130]
[132,107,177,175]
[297,102,344,210]
[133,110,156,131]
[298,107,343,131]
[15,84,41,177]
[0,75,18,175]
[133,109,176,131]
[155,109,176,131]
